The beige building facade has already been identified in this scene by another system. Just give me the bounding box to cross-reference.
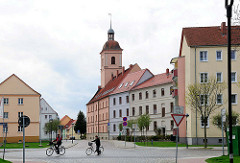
[0,74,41,143]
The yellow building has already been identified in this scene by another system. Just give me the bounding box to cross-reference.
[171,22,240,145]
[0,74,41,143]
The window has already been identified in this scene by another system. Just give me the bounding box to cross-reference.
[3,112,8,119]
[154,121,157,131]
[170,102,174,113]
[119,97,122,105]
[111,56,115,64]
[146,105,149,114]
[130,81,135,86]
[18,112,23,118]
[49,115,52,119]
[231,94,237,104]
[217,94,223,104]
[139,106,142,115]
[153,90,156,97]
[18,126,23,132]
[161,88,165,96]
[153,104,157,114]
[125,82,129,87]
[119,109,122,117]
[145,91,149,99]
[231,72,237,82]
[231,50,236,60]
[216,51,222,61]
[18,98,23,105]
[113,110,116,118]
[200,95,209,105]
[162,107,165,117]
[201,116,209,128]
[113,98,116,105]
[119,83,123,88]
[171,120,174,130]
[132,107,135,116]
[4,98,9,105]
[139,92,142,100]
[170,86,173,95]
[132,94,135,101]
[45,115,47,119]
[216,72,222,83]
[126,108,129,116]
[113,124,116,132]
[200,51,208,61]
[200,73,208,83]
[126,96,129,103]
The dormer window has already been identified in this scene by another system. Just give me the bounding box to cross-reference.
[119,83,123,88]
[130,81,135,86]
[125,82,128,87]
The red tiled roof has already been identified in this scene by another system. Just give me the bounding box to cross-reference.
[179,23,240,56]
[64,119,75,129]
[87,64,139,104]
[60,115,70,121]
[66,120,76,130]
[132,73,173,90]
[112,69,152,94]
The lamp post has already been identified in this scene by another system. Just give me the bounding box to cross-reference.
[49,119,53,142]
[185,114,189,149]
[72,123,74,144]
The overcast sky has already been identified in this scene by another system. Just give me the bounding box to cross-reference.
[0,0,236,119]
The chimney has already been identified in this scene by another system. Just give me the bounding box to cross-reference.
[98,85,101,90]
[116,70,119,77]
[129,64,133,68]
[122,66,125,75]
[111,73,114,80]
[166,68,169,74]
[221,22,226,35]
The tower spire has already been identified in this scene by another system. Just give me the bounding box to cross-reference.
[107,13,114,40]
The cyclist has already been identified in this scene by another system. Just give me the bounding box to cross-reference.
[92,135,101,155]
[53,134,62,154]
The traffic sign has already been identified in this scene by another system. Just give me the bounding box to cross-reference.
[123,121,127,126]
[18,116,30,127]
[123,117,127,121]
[171,114,185,127]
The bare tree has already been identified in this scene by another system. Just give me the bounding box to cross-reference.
[186,77,226,148]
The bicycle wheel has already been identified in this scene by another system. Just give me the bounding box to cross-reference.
[59,146,65,155]
[99,146,104,153]
[85,147,92,155]
[46,148,54,156]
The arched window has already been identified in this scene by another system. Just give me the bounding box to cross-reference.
[111,56,115,64]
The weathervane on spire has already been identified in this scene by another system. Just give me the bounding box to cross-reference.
[108,13,112,29]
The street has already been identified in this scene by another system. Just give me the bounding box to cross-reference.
[1,140,225,163]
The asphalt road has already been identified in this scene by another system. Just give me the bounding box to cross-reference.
[1,140,225,163]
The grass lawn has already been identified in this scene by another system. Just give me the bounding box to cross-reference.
[0,141,49,149]
[135,141,223,148]
[0,158,12,163]
[206,155,240,163]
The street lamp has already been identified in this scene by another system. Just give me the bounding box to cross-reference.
[72,123,74,144]
[185,114,189,149]
[49,119,53,142]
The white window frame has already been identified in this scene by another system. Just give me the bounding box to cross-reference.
[4,98,9,105]
[200,116,209,128]
[231,72,237,82]
[231,50,237,60]
[231,94,237,104]
[216,94,223,105]
[18,98,23,105]
[200,94,209,106]
[200,51,208,62]
[216,72,223,83]
[3,112,8,119]
[18,126,23,132]
[216,50,222,61]
[200,73,208,83]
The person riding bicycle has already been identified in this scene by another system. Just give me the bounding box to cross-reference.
[53,134,62,154]
[92,135,101,155]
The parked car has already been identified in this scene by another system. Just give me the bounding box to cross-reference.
[69,136,75,140]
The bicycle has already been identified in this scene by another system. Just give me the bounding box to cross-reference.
[46,142,65,156]
[85,142,104,155]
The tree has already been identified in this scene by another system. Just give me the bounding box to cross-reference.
[212,111,239,131]
[44,119,60,136]
[186,77,226,148]
[137,115,144,137]
[74,110,86,137]
[137,114,151,141]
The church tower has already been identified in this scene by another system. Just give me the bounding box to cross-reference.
[100,16,123,88]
